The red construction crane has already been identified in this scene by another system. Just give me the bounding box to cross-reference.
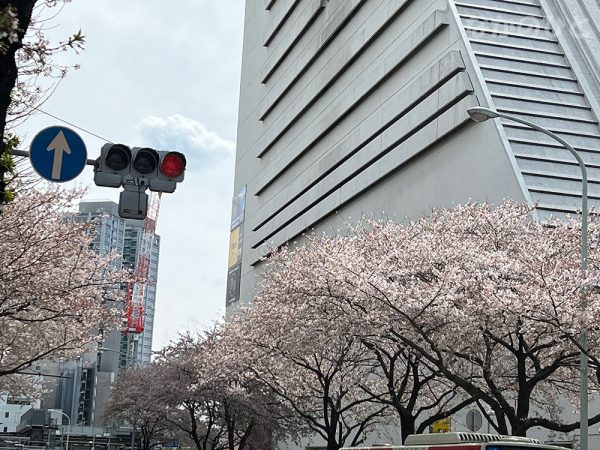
[124,192,161,334]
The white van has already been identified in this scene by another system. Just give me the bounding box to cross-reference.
[340,432,571,450]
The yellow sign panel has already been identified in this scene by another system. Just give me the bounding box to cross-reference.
[432,417,452,433]
[228,226,241,268]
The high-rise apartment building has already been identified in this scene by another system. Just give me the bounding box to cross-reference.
[229,0,600,447]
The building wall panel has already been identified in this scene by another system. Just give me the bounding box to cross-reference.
[457,0,600,219]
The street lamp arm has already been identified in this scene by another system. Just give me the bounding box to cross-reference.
[468,107,589,268]
[47,409,70,450]
[493,111,589,204]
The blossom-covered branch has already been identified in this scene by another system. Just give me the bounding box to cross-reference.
[0,183,127,393]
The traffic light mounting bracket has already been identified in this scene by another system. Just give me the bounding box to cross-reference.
[119,183,149,220]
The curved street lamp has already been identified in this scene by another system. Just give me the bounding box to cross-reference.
[48,409,70,450]
[468,106,590,450]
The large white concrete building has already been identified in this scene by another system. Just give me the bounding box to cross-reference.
[229,0,600,307]
[228,0,600,447]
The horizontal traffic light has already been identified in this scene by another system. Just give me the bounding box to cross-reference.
[94,144,186,194]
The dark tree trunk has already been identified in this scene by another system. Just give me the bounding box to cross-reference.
[400,414,416,444]
[512,422,528,437]
[237,422,254,450]
[141,429,151,450]
[0,0,36,202]
[326,437,339,450]
[224,402,236,450]
[187,404,205,450]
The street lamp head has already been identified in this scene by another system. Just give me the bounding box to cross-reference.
[467,107,500,123]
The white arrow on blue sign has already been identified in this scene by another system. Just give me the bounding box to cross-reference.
[30,126,88,182]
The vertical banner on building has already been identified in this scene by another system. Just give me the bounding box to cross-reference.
[230,185,247,231]
[228,225,242,268]
[226,185,247,306]
[226,263,242,307]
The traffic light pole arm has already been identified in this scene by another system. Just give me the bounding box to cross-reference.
[10,149,96,165]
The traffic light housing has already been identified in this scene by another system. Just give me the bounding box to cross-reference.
[94,145,186,193]
[93,144,186,219]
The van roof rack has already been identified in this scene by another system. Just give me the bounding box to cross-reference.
[404,432,542,446]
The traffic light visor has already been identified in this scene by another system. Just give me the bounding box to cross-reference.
[160,152,186,178]
[106,144,131,171]
[133,148,159,175]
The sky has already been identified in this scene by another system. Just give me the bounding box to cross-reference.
[16,1,246,350]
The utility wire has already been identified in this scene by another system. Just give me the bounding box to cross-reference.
[31,105,114,143]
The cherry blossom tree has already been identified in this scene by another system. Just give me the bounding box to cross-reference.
[148,330,290,450]
[245,230,473,444]
[297,201,600,437]
[243,201,600,441]
[222,262,392,450]
[0,183,126,392]
[104,366,170,450]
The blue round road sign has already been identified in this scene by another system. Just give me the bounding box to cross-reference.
[30,126,87,182]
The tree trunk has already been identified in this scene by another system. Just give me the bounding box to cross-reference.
[187,405,206,450]
[237,422,254,450]
[0,0,36,202]
[512,422,528,437]
[400,415,416,444]
[142,430,151,450]
[326,437,339,450]
[224,402,236,450]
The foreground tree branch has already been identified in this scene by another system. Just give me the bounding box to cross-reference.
[0,182,127,393]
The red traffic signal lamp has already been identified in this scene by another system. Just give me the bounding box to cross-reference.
[148,150,186,194]
[160,152,186,180]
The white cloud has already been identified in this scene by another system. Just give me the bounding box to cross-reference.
[137,114,235,161]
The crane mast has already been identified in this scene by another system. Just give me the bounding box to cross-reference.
[124,192,160,335]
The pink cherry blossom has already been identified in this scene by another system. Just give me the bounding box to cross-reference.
[223,201,600,444]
